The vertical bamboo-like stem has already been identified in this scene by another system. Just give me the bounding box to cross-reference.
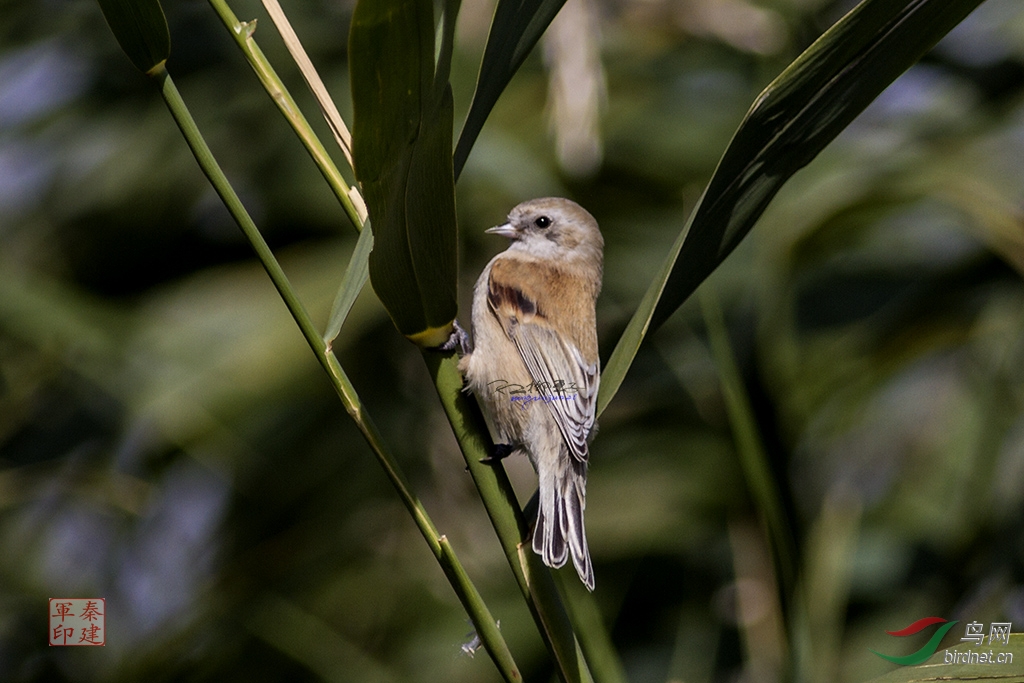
[424,351,590,682]
[153,63,520,682]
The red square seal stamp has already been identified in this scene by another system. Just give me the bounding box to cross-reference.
[49,598,105,646]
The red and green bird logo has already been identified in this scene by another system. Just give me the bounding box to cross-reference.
[871,617,959,666]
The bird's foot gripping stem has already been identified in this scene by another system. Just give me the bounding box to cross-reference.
[480,443,515,464]
[435,320,470,355]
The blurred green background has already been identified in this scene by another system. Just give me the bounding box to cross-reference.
[2,0,1024,681]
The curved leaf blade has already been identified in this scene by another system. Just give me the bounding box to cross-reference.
[649,0,986,333]
[598,0,985,416]
[453,0,567,178]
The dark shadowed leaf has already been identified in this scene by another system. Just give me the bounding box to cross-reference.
[598,0,986,415]
[405,88,459,329]
[95,0,170,74]
[349,0,459,345]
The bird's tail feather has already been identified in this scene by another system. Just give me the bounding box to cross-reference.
[534,457,594,591]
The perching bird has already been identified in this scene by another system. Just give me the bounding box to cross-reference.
[459,197,603,590]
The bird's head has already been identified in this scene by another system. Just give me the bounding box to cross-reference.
[486,197,604,264]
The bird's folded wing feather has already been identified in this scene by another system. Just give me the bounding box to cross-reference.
[487,260,598,462]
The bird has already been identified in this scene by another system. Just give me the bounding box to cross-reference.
[458,197,603,590]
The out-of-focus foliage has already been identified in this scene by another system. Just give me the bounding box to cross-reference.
[599,0,987,416]
[1,0,1024,682]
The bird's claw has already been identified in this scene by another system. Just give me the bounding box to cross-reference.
[435,320,470,355]
[480,443,515,464]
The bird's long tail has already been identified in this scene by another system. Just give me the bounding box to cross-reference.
[534,455,594,591]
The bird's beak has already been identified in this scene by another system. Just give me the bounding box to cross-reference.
[485,222,519,239]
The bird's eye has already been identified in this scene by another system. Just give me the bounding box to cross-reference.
[534,216,552,229]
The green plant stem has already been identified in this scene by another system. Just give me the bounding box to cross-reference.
[153,63,520,683]
[207,0,364,233]
[554,571,628,683]
[424,351,611,683]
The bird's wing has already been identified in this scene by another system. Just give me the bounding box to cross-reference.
[487,262,599,463]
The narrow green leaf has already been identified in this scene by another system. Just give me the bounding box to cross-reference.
[350,0,459,345]
[453,0,567,178]
[95,0,171,74]
[323,223,374,347]
[598,0,985,415]
[435,0,462,100]
[554,571,628,683]
[650,0,985,332]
